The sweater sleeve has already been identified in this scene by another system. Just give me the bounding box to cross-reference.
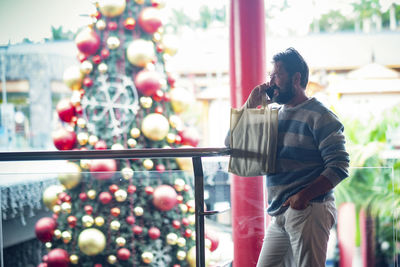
[314,112,350,187]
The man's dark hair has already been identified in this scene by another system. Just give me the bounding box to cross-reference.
[272,47,309,88]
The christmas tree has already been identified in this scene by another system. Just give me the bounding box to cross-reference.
[34,0,218,266]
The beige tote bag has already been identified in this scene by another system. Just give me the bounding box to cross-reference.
[228,105,279,177]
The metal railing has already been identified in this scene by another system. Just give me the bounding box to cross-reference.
[0,147,231,267]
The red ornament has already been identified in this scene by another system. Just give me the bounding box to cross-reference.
[153,90,164,102]
[93,11,101,20]
[52,128,77,150]
[205,229,220,252]
[75,27,101,56]
[156,164,165,172]
[75,105,83,115]
[173,265,181,267]
[111,207,121,217]
[134,70,162,96]
[167,73,176,87]
[176,195,184,203]
[84,205,93,215]
[184,228,192,238]
[138,7,162,34]
[145,186,154,195]
[172,220,181,229]
[109,184,119,193]
[42,255,49,262]
[163,92,171,102]
[92,55,102,64]
[94,140,107,150]
[154,106,163,114]
[79,192,88,201]
[180,127,200,147]
[99,192,113,204]
[100,48,110,59]
[47,248,69,267]
[58,192,67,201]
[52,214,59,220]
[148,227,161,240]
[56,99,75,122]
[63,195,72,202]
[77,52,87,62]
[132,225,143,235]
[123,17,136,30]
[67,216,77,228]
[156,43,164,53]
[90,159,117,180]
[38,263,48,267]
[152,185,178,211]
[117,248,131,260]
[83,77,94,87]
[107,21,118,31]
[127,185,137,194]
[126,216,135,225]
[35,217,57,243]
[174,135,182,145]
[182,218,190,227]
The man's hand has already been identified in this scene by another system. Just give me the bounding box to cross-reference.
[245,83,271,108]
[282,191,310,210]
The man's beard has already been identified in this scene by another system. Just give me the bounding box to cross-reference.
[272,81,295,104]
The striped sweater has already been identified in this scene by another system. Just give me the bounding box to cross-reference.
[267,97,349,216]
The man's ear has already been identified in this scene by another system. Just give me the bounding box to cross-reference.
[292,72,301,87]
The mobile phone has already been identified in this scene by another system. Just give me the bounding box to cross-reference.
[265,85,277,101]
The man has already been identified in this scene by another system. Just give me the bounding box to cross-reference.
[232,48,350,267]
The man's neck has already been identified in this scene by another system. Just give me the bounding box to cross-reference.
[285,91,309,108]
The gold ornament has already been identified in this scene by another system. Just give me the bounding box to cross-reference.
[134,206,144,216]
[88,135,99,146]
[130,128,141,138]
[143,159,154,170]
[114,189,127,202]
[45,242,52,250]
[82,215,94,227]
[107,36,120,50]
[61,202,72,213]
[191,231,196,240]
[52,205,61,214]
[169,115,183,129]
[176,146,194,171]
[78,228,106,256]
[77,132,89,145]
[127,39,155,67]
[141,252,154,264]
[111,143,124,150]
[95,216,105,227]
[70,90,82,106]
[70,254,79,265]
[187,200,195,213]
[188,214,196,225]
[166,133,176,144]
[54,229,62,239]
[87,189,97,199]
[98,0,126,17]
[141,113,170,141]
[166,233,178,245]
[98,63,108,74]
[177,250,187,261]
[63,65,83,90]
[153,32,161,42]
[80,159,91,169]
[42,185,64,209]
[96,19,107,30]
[80,60,93,74]
[135,0,145,4]
[170,87,193,113]
[77,118,86,128]
[161,34,179,56]
[177,237,186,247]
[110,220,121,230]
[62,231,72,243]
[186,246,211,267]
[179,204,188,213]
[116,237,126,247]
[107,255,117,264]
[121,167,134,180]
[127,138,137,148]
[140,96,153,109]
[174,178,185,192]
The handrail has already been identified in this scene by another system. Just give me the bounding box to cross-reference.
[0,147,232,267]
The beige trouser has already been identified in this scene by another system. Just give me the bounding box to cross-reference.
[256,201,337,267]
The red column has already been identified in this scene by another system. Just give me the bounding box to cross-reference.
[229,0,267,266]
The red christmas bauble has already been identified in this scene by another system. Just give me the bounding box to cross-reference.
[56,99,75,122]
[75,27,101,56]
[84,205,93,215]
[126,216,135,225]
[205,229,220,252]
[167,73,176,87]
[152,185,178,211]
[92,55,102,64]
[99,192,113,204]
[182,217,190,226]
[132,225,143,235]
[123,17,136,30]
[90,159,117,180]
[134,70,161,96]
[67,216,77,228]
[35,217,57,242]
[83,77,93,87]
[111,207,121,217]
[153,90,164,102]
[117,248,131,260]
[94,140,107,150]
[172,220,181,229]
[100,48,110,59]
[52,128,77,150]
[180,127,200,147]
[47,248,69,267]
[145,186,154,195]
[148,227,161,240]
[127,185,136,194]
[107,21,118,31]
[138,7,162,34]
[79,192,88,201]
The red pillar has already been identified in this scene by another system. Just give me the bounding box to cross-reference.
[229,0,267,266]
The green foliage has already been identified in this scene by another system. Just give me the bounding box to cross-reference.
[315,10,355,32]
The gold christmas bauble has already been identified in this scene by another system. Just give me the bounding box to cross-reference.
[77,132,89,145]
[61,202,72,213]
[80,159,91,169]
[82,215,94,227]
[87,189,97,199]
[45,242,52,250]
[114,189,127,202]
[78,228,106,256]
[108,255,117,264]
[134,206,144,216]
[187,200,195,213]
[107,36,120,50]
[63,65,83,90]
[70,254,79,265]
[188,214,196,225]
[130,128,141,138]
[166,233,178,245]
[177,250,187,261]
[127,39,155,67]
[111,143,124,150]
[110,220,121,230]
[96,19,106,30]
[166,133,176,144]
[135,0,145,4]
[88,135,99,146]
[54,229,62,239]
[62,231,72,243]
[186,246,212,267]
[98,0,126,18]
[42,185,64,209]
[80,60,93,74]
[141,113,170,141]
[121,167,134,180]
[177,237,186,247]
[174,178,185,192]
[77,118,86,128]
[140,96,153,109]
[127,138,137,148]
[169,115,183,130]
[52,205,61,214]
[95,216,105,227]
[143,159,154,170]
[176,146,194,171]
[116,237,126,246]
[161,34,179,56]
[141,251,154,264]
[98,63,108,74]
[170,87,193,113]
[70,90,82,106]
[179,204,188,213]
